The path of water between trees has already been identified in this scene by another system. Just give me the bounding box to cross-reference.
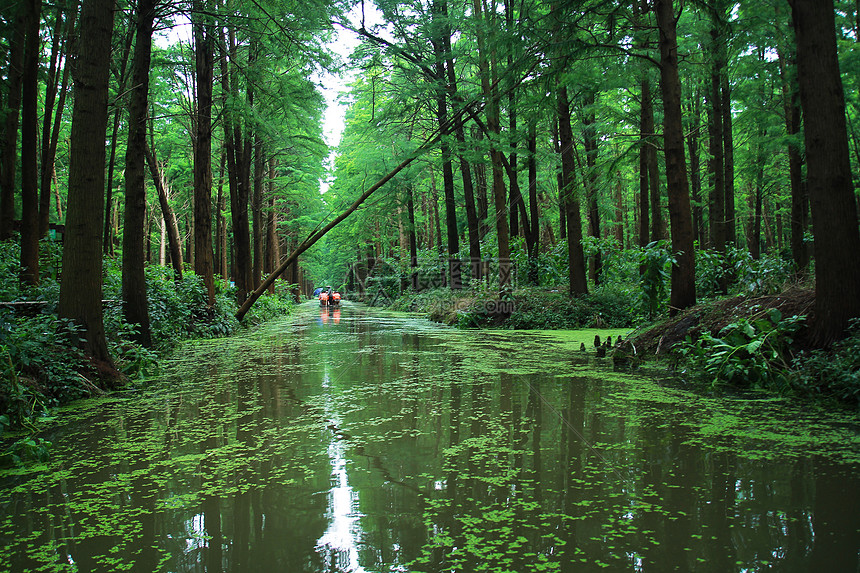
[1,302,858,572]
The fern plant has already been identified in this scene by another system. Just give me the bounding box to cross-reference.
[677,308,806,389]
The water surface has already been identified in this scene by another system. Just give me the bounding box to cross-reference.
[1,303,858,572]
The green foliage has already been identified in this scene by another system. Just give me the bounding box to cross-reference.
[696,247,795,298]
[695,248,727,297]
[676,309,806,390]
[0,312,91,413]
[0,239,296,435]
[639,241,674,319]
[241,286,295,326]
[791,319,860,405]
[0,435,51,468]
[728,248,795,295]
[511,237,572,287]
[504,286,636,330]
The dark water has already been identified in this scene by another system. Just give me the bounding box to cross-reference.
[1,303,859,572]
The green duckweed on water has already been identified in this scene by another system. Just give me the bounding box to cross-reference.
[1,303,858,572]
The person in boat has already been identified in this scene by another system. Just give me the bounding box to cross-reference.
[331,290,341,305]
[320,285,334,306]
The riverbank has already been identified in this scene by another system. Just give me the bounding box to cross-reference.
[383,286,637,329]
[0,259,297,465]
[375,285,859,408]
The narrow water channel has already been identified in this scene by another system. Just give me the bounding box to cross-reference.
[1,302,858,572]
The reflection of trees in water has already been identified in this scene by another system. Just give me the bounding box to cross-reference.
[415,372,857,572]
[2,312,858,572]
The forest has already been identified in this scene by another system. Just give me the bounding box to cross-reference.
[1,0,860,431]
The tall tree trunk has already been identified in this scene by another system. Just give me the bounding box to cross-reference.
[431,6,461,289]
[265,158,278,294]
[778,16,809,276]
[406,182,418,290]
[638,77,651,248]
[721,73,735,246]
[430,168,445,286]
[751,138,765,260]
[53,167,63,221]
[122,0,155,347]
[215,148,226,282]
[0,1,25,240]
[527,118,540,284]
[19,0,41,286]
[252,134,264,290]
[222,28,253,303]
[505,0,523,247]
[707,43,727,294]
[145,142,183,279]
[790,0,860,344]
[583,91,601,285]
[441,0,481,280]
[634,0,650,248]
[193,0,215,304]
[685,86,704,247]
[473,128,490,241]
[58,0,115,368]
[656,0,697,313]
[644,78,664,242]
[473,0,511,289]
[38,5,66,237]
[614,168,625,247]
[557,87,588,296]
[104,21,135,255]
[553,119,567,241]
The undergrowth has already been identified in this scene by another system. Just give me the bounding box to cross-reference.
[1,239,295,464]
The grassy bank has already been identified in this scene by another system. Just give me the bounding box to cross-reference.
[386,286,638,330]
[383,284,859,408]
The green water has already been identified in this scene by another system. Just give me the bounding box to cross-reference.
[1,302,858,572]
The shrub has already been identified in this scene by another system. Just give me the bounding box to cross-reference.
[639,241,673,319]
[676,308,805,390]
[790,319,860,405]
[0,312,92,417]
[729,248,794,295]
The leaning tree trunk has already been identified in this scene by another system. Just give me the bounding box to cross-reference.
[58,0,115,368]
[790,0,860,345]
[145,142,184,279]
[121,0,155,347]
[656,0,696,313]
